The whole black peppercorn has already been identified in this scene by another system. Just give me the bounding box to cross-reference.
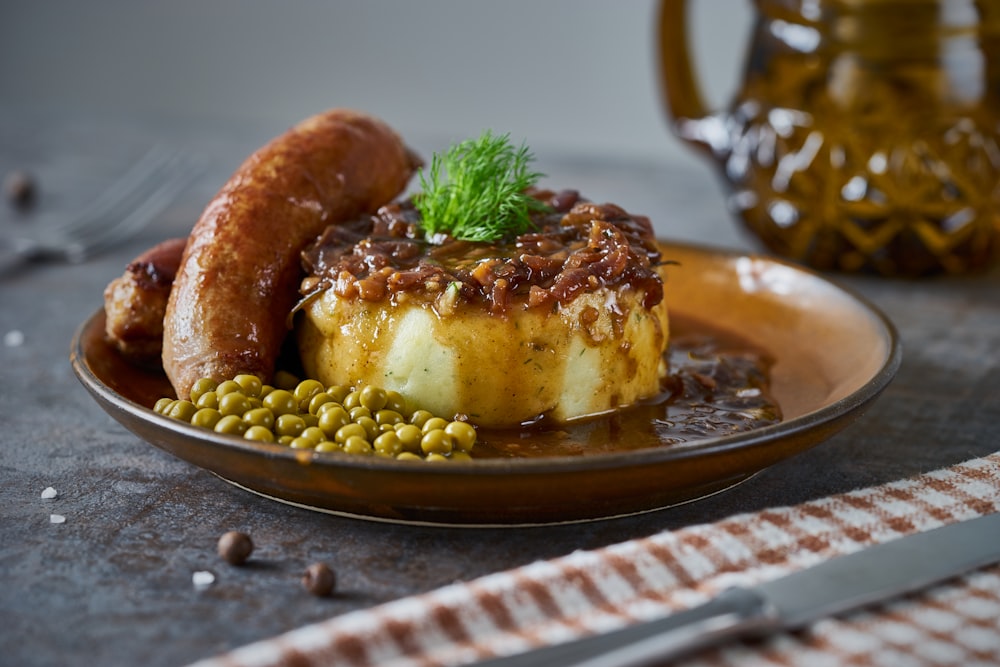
[302,562,336,597]
[4,170,36,209]
[217,531,254,565]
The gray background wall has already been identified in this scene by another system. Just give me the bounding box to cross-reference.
[1,1,751,165]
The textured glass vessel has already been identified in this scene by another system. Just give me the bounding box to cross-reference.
[659,0,1000,275]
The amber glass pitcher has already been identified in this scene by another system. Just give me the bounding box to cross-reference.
[658,0,1000,275]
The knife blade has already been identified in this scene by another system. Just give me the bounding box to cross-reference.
[473,512,1000,667]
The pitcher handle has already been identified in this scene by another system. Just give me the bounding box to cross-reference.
[657,0,730,157]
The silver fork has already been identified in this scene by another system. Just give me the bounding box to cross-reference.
[0,145,202,273]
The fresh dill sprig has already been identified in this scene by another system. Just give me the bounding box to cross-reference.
[415,130,550,243]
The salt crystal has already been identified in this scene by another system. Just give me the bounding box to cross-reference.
[41,487,58,500]
[192,571,215,588]
[49,514,66,524]
[3,330,24,347]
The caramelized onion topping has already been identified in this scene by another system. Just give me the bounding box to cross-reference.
[300,189,664,315]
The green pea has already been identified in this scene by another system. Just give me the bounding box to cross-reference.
[215,380,243,397]
[318,406,351,437]
[289,436,315,450]
[421,416,449,434]
[153,397,173,414]
[275,413,306,438]
[315,440,340,453]
[420,429,454,455]
[195,390,219,410]
[300,426,326,445]
[349,405,372,421]
[243,407,275,429]
[315,401,343,415]
[425,452,450,462]
[335,423,367,444]
[262,389,297,416]
[342,435,372,455]
[308,392,335,415]
[396,452,423,462]
[234,374,263,397]
[394,424,423,453]
[359,385,387,412]
[409,410,435,428]
[375,409,404,426]
[244,425,275,442]
[189,377,218,404]
[325,385,351,403]
[191,408,222,430]
[277,435,294,446]
[342,390,362,410]
[218,392,252,417]
[214,415,247,435]
[373,431,403,457]
[449,451,473,462]
[167,400,198,422]
[356,416,379,441]
[294,379,325,404]
[384,390,408,415]
[445,421,477,452]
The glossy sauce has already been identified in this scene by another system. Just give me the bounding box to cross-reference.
[472,314,781,457]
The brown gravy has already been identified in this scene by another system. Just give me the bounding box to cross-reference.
[472,313,781,458]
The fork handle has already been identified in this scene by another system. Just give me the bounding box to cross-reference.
[0,238,38,276]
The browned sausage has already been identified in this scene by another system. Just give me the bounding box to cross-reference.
[162,109,420,398]
[103,237,187,367]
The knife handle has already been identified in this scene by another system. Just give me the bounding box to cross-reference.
[473,586,780,667]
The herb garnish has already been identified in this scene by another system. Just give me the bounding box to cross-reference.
[415,130,550,243]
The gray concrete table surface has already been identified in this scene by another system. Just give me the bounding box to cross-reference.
[2,109,998,667]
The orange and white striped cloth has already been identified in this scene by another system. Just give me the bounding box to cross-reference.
[192,453,1000,667]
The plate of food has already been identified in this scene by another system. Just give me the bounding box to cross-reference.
[72,109,901,526]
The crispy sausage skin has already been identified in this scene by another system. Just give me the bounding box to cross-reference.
[104,237,187,367]
[162,109,420,399]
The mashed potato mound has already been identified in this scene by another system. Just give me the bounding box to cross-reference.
[296,190,669,428]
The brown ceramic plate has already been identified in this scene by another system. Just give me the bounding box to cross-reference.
[71,241,901,526]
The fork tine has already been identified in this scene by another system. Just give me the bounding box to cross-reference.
[49,144,178,237]
[62,149,186,240]
[62,151,204,262]
[1,145,203,271]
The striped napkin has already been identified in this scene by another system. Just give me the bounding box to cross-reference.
[191,453,1000,667]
